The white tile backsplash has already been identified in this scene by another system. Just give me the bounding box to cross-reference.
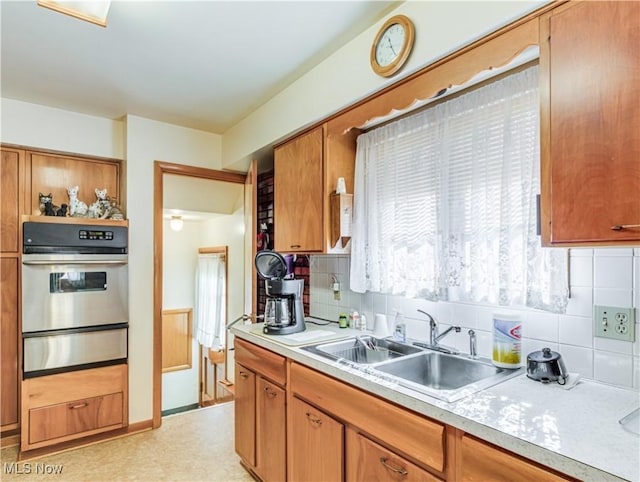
[309,249,640,391]
[594,351,634,387]
[594,256,633,289]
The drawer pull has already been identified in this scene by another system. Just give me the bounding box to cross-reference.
[305,412,322,426]
[264,387,277,398]
[68,402,89,410]
[611,224,640,231]
[380,457,408,476]
[290,244,301,249]
[239,371,250,379]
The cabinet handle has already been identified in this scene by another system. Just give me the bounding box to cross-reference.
[68,402,89,410]
[379,458,408,476]
[305,412,323,426]
[290,244,301,249]
[239,371,250,379]
[264,387,277,398]
[611,224,640,231]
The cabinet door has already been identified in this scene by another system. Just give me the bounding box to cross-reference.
[346,428,442,482]
[274,127,324,252]
[541,1,640,244]
[0,148,23,253]
[289,396,343,482]
[1,257,19,429]
[234,363,256,467]
[256,377,285,482]
[459,434,572,481]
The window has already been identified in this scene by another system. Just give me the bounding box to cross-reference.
[350,65,568,313]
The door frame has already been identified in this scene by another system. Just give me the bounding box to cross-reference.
[153,161,245,428]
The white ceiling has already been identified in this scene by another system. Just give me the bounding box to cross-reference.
[0,0,397,134]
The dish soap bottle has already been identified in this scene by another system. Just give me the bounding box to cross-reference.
[393,312,406,342]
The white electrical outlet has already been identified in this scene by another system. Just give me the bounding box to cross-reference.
[594,305,636,342]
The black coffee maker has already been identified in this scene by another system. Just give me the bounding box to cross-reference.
[255,251,306,335]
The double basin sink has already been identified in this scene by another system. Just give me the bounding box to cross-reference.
[301,336,522,402]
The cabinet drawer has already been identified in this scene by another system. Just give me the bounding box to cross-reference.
[460,434,573,481]
[29,392,123,444]
[291,362,445,472]
[235,338,286,386]
[347,428,442,482]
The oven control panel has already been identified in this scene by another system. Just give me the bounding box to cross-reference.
[79,230,114,241]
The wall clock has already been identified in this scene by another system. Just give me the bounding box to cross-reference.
[370,14,415,78]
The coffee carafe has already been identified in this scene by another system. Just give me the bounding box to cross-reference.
[255,251,306,335]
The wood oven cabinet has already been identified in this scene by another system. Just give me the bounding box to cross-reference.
[539,1,640,245]
[234,338,286,482]
[0,147,26,434]
[274,125,357,253]
[21,364,128,452]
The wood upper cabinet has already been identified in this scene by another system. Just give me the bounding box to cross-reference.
[289,396,344,482]
[274,125,358,253]
[458,433,573,481]
[0,148,25,253]
[274,126,324,252]
[27,151,121,216]
[540,1,640,245]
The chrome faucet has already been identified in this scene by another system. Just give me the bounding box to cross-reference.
[468,329,477,358]
[416,309,460,354]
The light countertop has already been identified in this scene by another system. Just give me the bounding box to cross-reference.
[232,320,640,482]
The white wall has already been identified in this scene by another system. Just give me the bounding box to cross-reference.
[310,249,640,391]
[162,219,201,411]
[125,115,223,422]
[0,98,124,159]
[221,1,546,169]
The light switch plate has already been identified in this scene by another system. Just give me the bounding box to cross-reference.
[594,305,636,342]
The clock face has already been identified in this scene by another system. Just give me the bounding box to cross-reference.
[375,23,406,67]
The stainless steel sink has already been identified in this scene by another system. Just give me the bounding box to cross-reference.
[375,351,522,402]
[301,337,522,402]
[301,336,422,364]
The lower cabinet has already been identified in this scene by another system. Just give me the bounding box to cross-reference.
[256,378,286,482]
[232,339,575,482]
[21,364,128,452]
[289,396,344,482]
[346,428,442,482]
[234,363,256,467]
[458,433,573,482]
[234,339,286,481]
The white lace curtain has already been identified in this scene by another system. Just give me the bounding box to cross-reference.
[350,65,569,313]
[194,253,226,349]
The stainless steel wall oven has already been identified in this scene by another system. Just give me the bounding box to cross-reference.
[22,222,129,378]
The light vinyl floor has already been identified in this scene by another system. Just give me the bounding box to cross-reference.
[1,402,253,481]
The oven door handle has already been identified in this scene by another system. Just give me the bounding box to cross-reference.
[22,259,128,266]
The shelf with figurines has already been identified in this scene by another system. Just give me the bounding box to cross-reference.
[23,186,128,227]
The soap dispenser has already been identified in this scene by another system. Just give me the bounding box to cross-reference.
[393,312,407,342]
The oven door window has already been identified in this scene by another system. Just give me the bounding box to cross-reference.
[50,272,107,293]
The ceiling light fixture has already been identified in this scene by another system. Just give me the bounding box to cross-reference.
[169,216,184,232]
[37,0,112,27]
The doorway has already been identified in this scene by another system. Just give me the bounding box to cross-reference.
[153,161,247,427]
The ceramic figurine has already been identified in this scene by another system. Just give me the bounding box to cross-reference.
[56,203,68,217]
[39,193,59,216]
[89,188,124,220]
[67,186,88,217]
